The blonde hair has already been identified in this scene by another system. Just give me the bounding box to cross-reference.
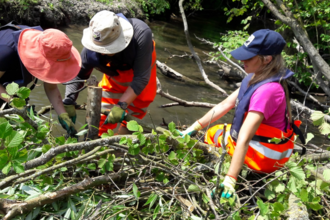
[249,54,292,123]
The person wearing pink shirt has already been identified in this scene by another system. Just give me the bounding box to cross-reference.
[179,29,305,202]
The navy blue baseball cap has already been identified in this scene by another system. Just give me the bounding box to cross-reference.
[230,29,286,60]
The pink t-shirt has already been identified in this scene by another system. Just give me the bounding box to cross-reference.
[248,82,287,131]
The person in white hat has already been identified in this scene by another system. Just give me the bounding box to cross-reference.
[63,10,157,135]
[0,22,81,136]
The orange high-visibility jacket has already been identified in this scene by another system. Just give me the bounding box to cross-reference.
[204,121,301,173]
[98,40,157,135]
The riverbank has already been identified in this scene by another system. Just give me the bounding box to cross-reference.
[0,0,144,28]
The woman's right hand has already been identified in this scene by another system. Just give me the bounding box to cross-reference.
[179,121,203,136]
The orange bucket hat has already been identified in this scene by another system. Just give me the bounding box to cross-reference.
[18,28,81,84]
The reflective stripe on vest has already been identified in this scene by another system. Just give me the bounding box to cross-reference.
[205,123,296,173]
[98,40,157,136]
[249,140,293,160]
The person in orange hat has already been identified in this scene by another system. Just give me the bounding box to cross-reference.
[0,22,81,136]
[63,11,157,135]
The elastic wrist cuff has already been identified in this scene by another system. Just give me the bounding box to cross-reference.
[226,174,237,181]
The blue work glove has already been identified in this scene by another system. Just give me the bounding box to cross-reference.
[178,121,203,136]
[58,113,77,137]
[104,106,126,125]
[63,104,77,124]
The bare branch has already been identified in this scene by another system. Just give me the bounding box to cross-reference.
[178,0,228,96]
[0,108,38,130]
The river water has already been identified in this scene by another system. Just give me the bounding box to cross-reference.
[29,16,326,146]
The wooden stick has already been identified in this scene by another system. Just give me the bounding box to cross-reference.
[85,86,102,140]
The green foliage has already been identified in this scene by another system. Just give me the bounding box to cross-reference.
[218,0,330,86]
[310,110,330,136]
[210,30,250,61]
[0,82,328,219]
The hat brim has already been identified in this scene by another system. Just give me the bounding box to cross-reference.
[18,29,82,84]
[230,46,257,61]
[81,17,133,54]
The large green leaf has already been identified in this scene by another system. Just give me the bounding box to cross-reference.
[305,133,314,144]
[0,152,9,170]
[5,130,24,148]
[97,158,107,168]
[289,166,306,180]
[273,202,284,213]
[137,133,146,146]
[127,120,143,132]
[6,82,19,95]
[319,122,330,135]
[257,198,269,216]
[0,121,13,139]
[300,188,308,202]
[11,97,26,109]
[168,121,176,133]
[311,111,324,126]
[17,87,31,99]
[2,162,11,174]
[274,182,285,193]
[12,160,24,173]
[323,169,330,181]
[287,177,297,193]
[128,144,140,155]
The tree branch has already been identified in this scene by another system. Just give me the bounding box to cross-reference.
[178,0,228,96]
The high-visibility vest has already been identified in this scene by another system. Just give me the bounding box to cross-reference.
[230,69,294,140]
[204,121,301,173]
[98,40,157,135]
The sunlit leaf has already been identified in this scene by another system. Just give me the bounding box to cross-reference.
[6,82,19,95]
[76,129,88,136]
[11,97,26,108]
[268,137,281,144]
[17,87,31,99]
[168,121,176,132]
[319,122,330,135]
[127,120,140,132]
[2,162,11,175]
[1,93,10,99]
[5,130,24,148]
[323,169,330,181]
[311,111,324,126]
[305,133,314,144]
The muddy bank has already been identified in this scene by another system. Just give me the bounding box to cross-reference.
[0,0,144,28]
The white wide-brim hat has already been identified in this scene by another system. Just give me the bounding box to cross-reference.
[82,10,134,54]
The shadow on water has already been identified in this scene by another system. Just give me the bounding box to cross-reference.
[28,16,328,146]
